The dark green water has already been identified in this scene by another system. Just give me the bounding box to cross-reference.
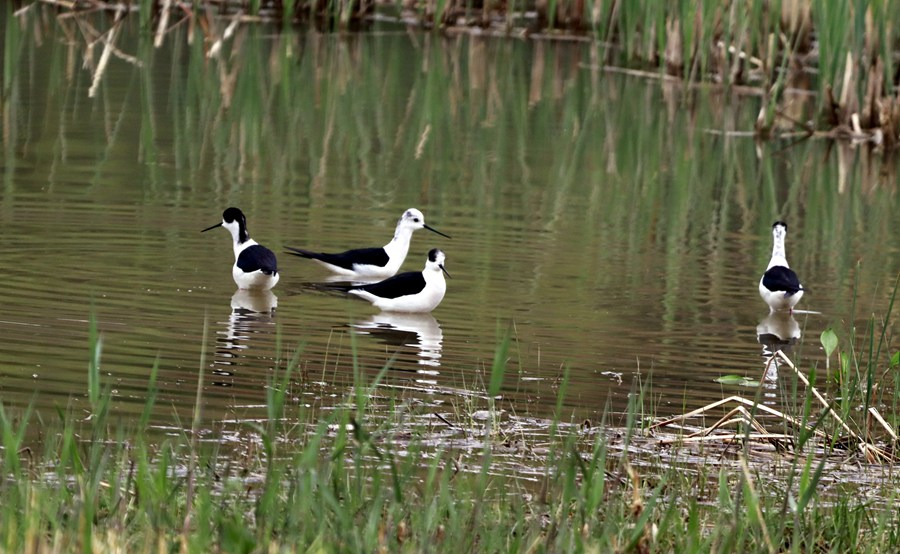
[1,10,898,435]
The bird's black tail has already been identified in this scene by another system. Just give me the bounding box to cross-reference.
[327,283,356,293]
[300,281,357,294]
[285,246,317,259]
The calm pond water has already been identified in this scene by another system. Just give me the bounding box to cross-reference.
[1,10,899,439]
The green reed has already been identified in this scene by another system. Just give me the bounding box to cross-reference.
[830,272,900,436]
[11,0,900,117]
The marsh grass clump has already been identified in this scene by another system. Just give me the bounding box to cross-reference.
[2,312,900,552]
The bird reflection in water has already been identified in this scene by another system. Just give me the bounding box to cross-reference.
[756,311,801,383]
[211,289,278,387]
[231,289,278,314]
[353,312,444,376]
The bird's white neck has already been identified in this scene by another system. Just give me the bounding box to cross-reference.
[234,237,258,259]
[422,264,447,300]
[383,226,413,260]
[223,220,251,248]
[768,230,788,269]
[423,263,444,282]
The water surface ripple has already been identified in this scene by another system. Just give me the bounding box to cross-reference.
[1,18,898,433]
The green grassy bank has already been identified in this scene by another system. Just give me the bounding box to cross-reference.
[2,319,900,553]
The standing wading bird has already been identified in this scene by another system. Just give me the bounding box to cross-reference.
[285,208,450,279]
[759,220,804,312]
[341,248,449,313]
[202,207,280,291]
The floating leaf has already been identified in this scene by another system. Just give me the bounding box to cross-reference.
[715,375,760,387]
[820,328,839,357]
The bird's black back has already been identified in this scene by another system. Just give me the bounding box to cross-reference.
[353,271,426,299]
[286,246,389,271]
[237,245,278,275]
[762,265,801,295]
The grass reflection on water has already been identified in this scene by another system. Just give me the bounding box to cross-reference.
[1,13,899,430]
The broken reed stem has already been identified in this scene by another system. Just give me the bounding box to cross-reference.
[38,0,76,8]
[208,15,242,59]
[650,350,896,461]
[690,406,767,438]
[649,395,823,438]
[154,0,172,48]
[14,3,36,16]
[776,351,894,463]
[88,20,120,98]
[867,407,898,442]
[775,350,858,440]
[657,433,796,445]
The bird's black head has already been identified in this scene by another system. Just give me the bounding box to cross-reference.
[427,248,450,278]
[223,207,246,225]
[773,220,787,229]
[203,207,249,242]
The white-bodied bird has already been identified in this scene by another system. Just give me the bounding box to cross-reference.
[203,207,280,291]
[759,220,804,312]
[342,248,449,313]
[286,208,449,279]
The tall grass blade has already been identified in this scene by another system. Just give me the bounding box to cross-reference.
[87,312,102,411]
[488,323,512,398]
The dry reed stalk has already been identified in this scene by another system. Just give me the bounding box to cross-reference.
[38,0,77,8]
[867,407,898,442]
[774,351,894,463]
[414,124,431,160]
[154,0,173,48]
[649,395,822,438]
[57,7,105,19]
[687,406,766,438]
[657,433,795,445]
[81,15,143,68]
[88,19,120,97]
[14,3,37,16]
[208,14,242,59]
[838,52,858,118]
[664,16,681,75]
[581,63,818,103]
[107,44,143,67]
[775,351,853,436]
[686,403,793,451]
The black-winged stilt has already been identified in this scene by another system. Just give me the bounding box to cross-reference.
[286,208,449,279]
[342,248,449,313]
[202,207,280,291]
[759,221,804,312]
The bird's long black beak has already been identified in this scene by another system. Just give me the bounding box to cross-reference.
[440,265,451,279]
[424,224,451,239]
[201,222,223,233]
